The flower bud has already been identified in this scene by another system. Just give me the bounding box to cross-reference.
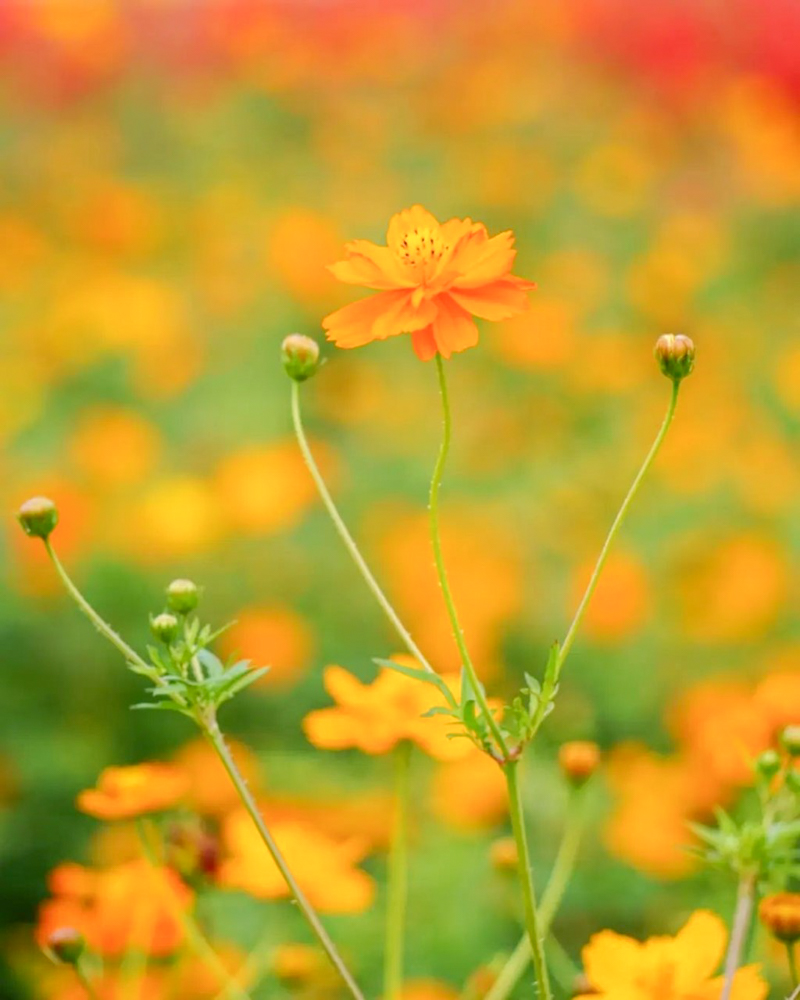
[166,579,199,615]
[164,819,220,881]
[785,769,800,795]
[17,496,59,540]
[759,893,800,943]
[572,973,597,996]
[781,726,800,757]
[559,741,601,787]
[45,927,85,965]
[281,334,320,382]
[150,612,181,644]
[654,334,695,382]
[755,749,781,780]
[489,836,519,873]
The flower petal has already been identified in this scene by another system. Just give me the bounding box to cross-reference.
[386,205,441,251]
[323,665,369,707]
[449,278,535,321]
[431,295,479,358]
[328,240,413,290]
[323,290,436,349]
[412,326,438,361]
[450,229,520,288]
[581,929,645,993]
[671,910,727,989]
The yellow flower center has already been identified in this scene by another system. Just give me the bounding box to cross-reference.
[395,226,448,270]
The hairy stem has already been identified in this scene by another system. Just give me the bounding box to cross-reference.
[291,381,452,703]
[384,741,412,1000]
[505,761,552,1000]
[788,943,799,990]
[485,788,587,1000]
[430,355,508,757]
[556,380,680,680]
[202,715,365,1000]
[721,872,756,1000]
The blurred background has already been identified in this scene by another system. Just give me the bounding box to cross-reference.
[0,0,798,997]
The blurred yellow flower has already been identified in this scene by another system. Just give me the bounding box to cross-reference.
[219,605,314,687]
[68,406,161,488]
[303,660,468,760]
[76,764,188,821]
[576,910,767,1000]
[219,811,374,914]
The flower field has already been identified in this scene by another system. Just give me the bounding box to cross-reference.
[0,2,798,998]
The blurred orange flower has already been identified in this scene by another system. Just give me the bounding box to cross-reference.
[77,764,188,820]
[431,746,508,831]
[303,660,469,760]
[576,910,767,1000]
[38,860,192,957]
[219,605,314,687]
[219,811,374,914]
[323,205,534,360]
[172,738,263,818]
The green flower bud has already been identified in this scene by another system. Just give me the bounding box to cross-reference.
[150,612,181,644]
[654,334,696,382]
[785,770,800,795]
[166,579,199,614]
[756,749,781,780]
[45,927,85,965]
[17,496,59,540]
[281,334,320,382]
[780,726,800,757]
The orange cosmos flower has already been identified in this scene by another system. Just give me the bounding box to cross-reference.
[76,764,188,820]
[576,910,767,1000]
[323,205,535,360]
[303,659,470,760]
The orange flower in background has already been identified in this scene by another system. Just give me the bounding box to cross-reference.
[76,764,188,820]
[323,205,534,360]
[219,605,314,687]
[576,910,768,1000]
[219,811,374,914]
[431,746,508,831]
[303,659,469,760]
[172,738,262,817]
[38,859,192,957]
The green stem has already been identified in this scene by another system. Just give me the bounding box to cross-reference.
[201,715,366,1000]
[291,382,453,704]
[136,820,250,1000]
[721,872,756,1000]
[429,355,508,757]
[556,379,680,680]
[75,965,102,1000]
[485,788,586,1000]
[787,943,799,990]
[504,761,552,1000]
[384,741,412,1000]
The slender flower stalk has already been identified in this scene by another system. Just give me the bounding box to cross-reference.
[555,379,680,681]
[136,820,251,1000]
[74,966,102,1000]
[721,872,757,1000]
[787,943,799,989]
[484,788,588,1000]
[505,761,552,1000]
[384,741,412,1000]
[290,380,452,704]
[429,355,508,757]
[38,541,365,1000]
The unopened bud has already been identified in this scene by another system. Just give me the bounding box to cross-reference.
[781,726,800,757]
[489,836,518,873]
[572,973,597,996]
[150,612,181,644]
[282,334,320,382]
[165,820,220,881]
[785,770,800,795]
[559,741,601,787]
[759,893,800,943]
[45,927,85,965]
[166,579,199,615]
[654,334,695,382]
[17,496,59,540]
[756,749,781,780]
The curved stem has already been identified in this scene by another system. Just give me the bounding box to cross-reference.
[721,872,756,1000]
[556,379,680,679]
[505,761,552,1000]
[202,715,365,1000]
[136,820,251,1000]
[384,741,412,1000]
[429,355,508,757]
[485,788,587,1000]
[75,965,102,1000]
[291,382,449,701]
